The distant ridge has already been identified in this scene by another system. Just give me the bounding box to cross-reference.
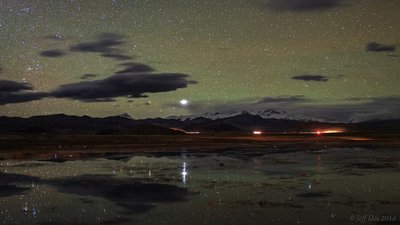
[0,113,399,134]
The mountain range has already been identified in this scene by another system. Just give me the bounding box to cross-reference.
[167,109,315,121]
[0,111,399,135]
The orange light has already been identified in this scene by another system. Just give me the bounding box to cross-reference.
[314,128,345,135]
[321,129,343,134]
[253,131,262,135]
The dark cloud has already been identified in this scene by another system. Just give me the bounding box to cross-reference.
[51,73,195,102]
[80,74,98,80]
[366,42,396,52]
[69,33,134,61]
[0,80,33,93]
[45,33,130,60]
[2,31,195,105]
[70,33,125,54]
[265,0,344,11]
[0,80,47,105]
[291,75,329,82]
[39,49,66,58]
[0,92,48,105]
[116,62,156,74]
[258,95,311,104]
[0,59,195,104]
[101,53,132,61]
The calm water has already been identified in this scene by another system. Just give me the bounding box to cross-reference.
[0,148,399,225]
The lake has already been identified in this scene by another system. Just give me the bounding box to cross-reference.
[1,147,399,225]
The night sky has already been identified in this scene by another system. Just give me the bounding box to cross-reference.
[0,0,399,121]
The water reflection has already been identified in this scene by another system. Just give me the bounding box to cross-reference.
[0,148,399,225]
[181,155,189,186]
[181,161,188,185]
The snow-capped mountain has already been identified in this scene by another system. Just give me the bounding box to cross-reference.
[168,109,317,122]
[117,113,133,119]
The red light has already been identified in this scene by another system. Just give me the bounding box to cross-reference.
[316,130,321,136]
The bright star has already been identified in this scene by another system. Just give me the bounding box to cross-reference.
[180,99,188,105]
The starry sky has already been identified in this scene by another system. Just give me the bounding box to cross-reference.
[0,0,399,121]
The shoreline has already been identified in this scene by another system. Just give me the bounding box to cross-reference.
[0,133,399,160]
